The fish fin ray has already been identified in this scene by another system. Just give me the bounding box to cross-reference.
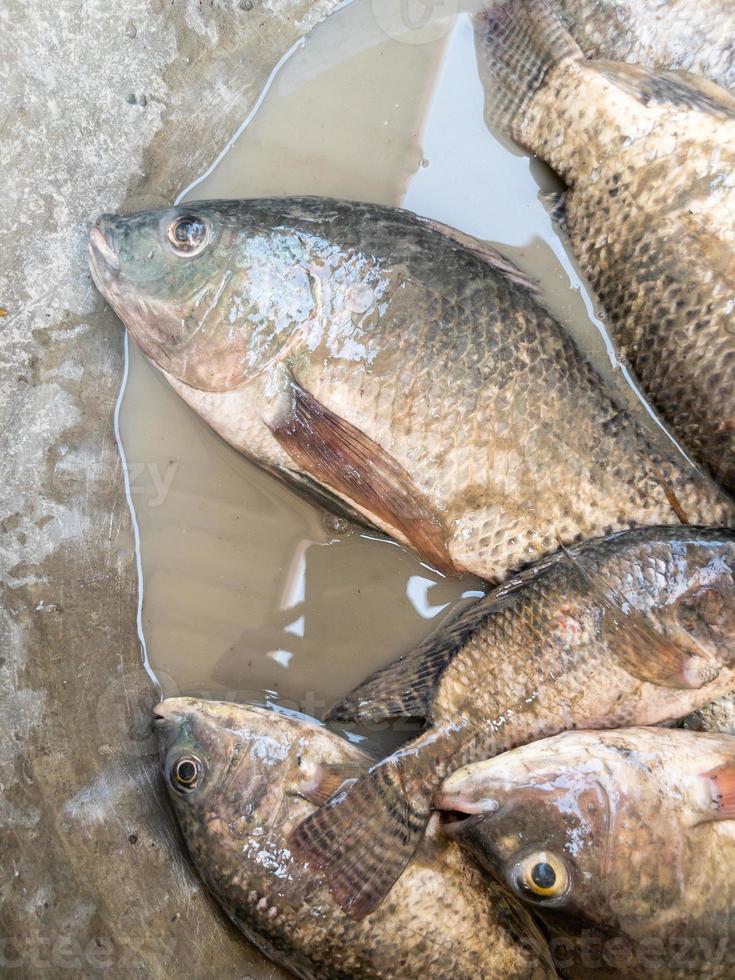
[705,762,735,819]
[297,762,368,807]
[268,377,454,574]
[596,62,735,116]
[558,542,717,690]
[415,216,540,295]
[327,643,458,724]
[329,548,579,723]
[289,756,432,920]
[474,0,583,144]
[539,190,568,228]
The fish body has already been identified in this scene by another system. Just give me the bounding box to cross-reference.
[439,727,735,979]
[290,526,735,918]
[154,698,554,980]
[684,690,735,734]
[88,198,733,582]
[477,0,735,491]
[551,0,735,91]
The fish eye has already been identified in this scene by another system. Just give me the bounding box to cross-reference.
[171,755,202,791]
[167,214,210,256]
[514,851,570,902]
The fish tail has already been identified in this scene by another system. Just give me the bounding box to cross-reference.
[474,0,583,145]
[289,751,433,920]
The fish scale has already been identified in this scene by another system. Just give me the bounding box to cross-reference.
[89,197,735,584]
[290,526,735,919]
[154,699,554,980]
[476,0,735,490]
[439,727,735,979]
[550,0,735,92]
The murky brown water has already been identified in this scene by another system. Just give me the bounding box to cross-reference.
[118,0,692,735]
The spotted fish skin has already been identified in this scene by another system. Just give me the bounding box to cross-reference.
[154,699,555,980]
[439,727,735,979]
[551,0,735,91]
[89,197,734,583]
[477,0,735,491]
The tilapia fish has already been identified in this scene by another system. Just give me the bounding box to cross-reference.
[290,526,735,919]
[550,0,735,91]
[476,0,735,491]
[153,698,555,980]
[88,198,733,582]
[439,727,735,979]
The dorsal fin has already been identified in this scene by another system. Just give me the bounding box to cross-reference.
[326,557,564,725]
[596,62,735,116]
[415,215,540,295]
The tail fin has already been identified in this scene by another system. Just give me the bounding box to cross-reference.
[289,749,434,919]
[474,0,583,144]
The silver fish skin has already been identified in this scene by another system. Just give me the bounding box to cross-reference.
[550,0,735,91]
[154,698,555,980]
[88,198,734,583]
[439,727,735,980]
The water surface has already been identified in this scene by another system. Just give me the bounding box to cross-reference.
[119,0,691,727]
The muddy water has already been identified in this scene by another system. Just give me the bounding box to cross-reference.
[119,0,692,731]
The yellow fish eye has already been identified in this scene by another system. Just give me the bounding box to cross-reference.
[515,851,569,900]
[172,755,202,791]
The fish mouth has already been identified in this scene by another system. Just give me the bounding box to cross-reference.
[439,810,489,837]
[152,697,203,724]
[435,791,500,837]
[89,223,120,269]
[88,219,121,297]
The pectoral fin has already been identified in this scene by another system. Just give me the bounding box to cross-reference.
[539,190,568,228]
[704,763,735,820]
[297,762,368,807]
[560,543,718,690]
[268,377,455,574]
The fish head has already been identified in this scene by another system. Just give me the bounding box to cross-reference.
[153,698,331,862]
[437,732,688,935]
[88,201,321,391]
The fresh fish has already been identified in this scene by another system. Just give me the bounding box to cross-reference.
[289,526,735,919]
[550,0,735,91]
[438,727,735,979]
[153,698,555,980]
[476,0,735,491]
[683,690,735,734]
[88,198,733,582]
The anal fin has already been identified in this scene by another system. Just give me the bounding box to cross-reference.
[268,376,454,575]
